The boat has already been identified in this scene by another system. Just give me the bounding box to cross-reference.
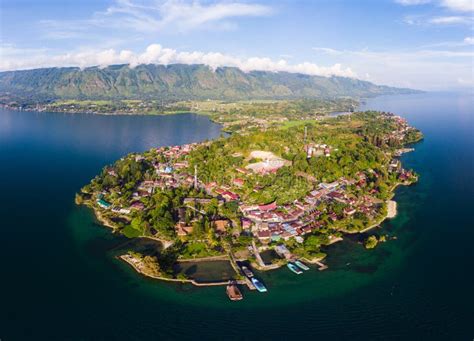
[287,263,303,275]
[241,266,254,278]
[251,277,267,292]
[226,281,243,301]
[294,260,310,271]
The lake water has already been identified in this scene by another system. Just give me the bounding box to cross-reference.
[0,92,472,340]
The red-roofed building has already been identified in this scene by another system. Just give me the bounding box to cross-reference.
[222,191,240,201]
[130,201,145,210]
[236,168,250,175]
[256,230,271,241]
[258,202,277,212]
[233,178,245,187]
[241,218,252,229]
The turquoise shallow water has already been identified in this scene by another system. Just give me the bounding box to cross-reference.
[0,93,473,340]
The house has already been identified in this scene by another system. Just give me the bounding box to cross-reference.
[258,202,277,212]
[233,178,245,187]
[222,191,239,201]
[213,220,229,234]
[319,181,339,190]
[112,207,131,214]
[239,204,259,213]
[204,182,217,193]
[271,234,281,242]
[174,161,188,169]
[236,167,250,175]
[343,207,356,216]
[295,236,304,243]
[241,218,252,229]
[326,191,347,204]
[183,198,213,205]
[175,222,193,236]
[214,188,225,195]
[256,230,271,241]
[130,201,145,210]
[97,199,111,209]
[275,244,292,259]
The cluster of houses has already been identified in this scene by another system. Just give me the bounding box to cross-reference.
[379,113,418,144]
[97,144,201,215]
[135,144,201,194]
[96,123,415,244]
[234,176,383,243]
[305,143,332,158]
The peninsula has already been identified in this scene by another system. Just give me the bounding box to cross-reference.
[76,109,423,290]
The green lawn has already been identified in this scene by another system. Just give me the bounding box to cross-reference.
[281,119,318,129]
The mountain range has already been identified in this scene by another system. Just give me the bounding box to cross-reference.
[0,64,418,102]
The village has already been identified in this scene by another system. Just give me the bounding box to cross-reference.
[79,110,422,298]
[94,114,417,248]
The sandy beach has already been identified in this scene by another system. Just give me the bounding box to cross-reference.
[387,200,397,218]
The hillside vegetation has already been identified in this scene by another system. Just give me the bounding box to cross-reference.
[0,64,418,102]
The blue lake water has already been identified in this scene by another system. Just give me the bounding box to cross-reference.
[0,92,472,339]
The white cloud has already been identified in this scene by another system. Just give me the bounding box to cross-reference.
[0,43,356,78]
[403,13,473,25]
[420,36,474,47]
[429,15,473,24]
[457,77,474,85]
[464,37,474,44]
[395,0,474,12]
[395,0,431,5]
[312,46,474,90]
[40,0,273,38]
[312,47,344,55]
[395,0,473,11]
[440,0,474,12]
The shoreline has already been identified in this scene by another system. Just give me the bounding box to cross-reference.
[118,254,237,287]
[355,180,412,234]
[87,201,175,248]
[74,111,421,287]
[387,200,397,219]
[358,199,398,234]
[84,179,410,282]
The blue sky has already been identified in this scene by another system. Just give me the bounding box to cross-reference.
[1,0,473,90]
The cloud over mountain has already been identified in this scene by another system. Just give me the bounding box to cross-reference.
[0,43,356,78]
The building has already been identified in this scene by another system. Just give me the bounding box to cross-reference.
[213,220,229,234]
[97,199,111,209]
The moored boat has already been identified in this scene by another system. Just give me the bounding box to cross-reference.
[251,277,267,292]
[226,281,243,301]
[287,263,303,274]
[294,260,310,271]
[241,266,254,278]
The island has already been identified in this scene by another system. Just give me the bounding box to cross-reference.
[76,110,423,294]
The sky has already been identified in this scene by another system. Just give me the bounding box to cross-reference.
[0,0,473,90]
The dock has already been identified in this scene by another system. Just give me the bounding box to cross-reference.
[120,254,252,289]
[301,257,329,271]
[229,251,256,290]
[314,260,328,271]
[251,240,266,268]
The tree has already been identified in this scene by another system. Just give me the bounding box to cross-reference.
[365,235,378,249]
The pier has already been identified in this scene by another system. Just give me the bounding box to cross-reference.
[301,257,328,271]
[315,261,328,271]
[229,251,256,290]
[252,240,266,267]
